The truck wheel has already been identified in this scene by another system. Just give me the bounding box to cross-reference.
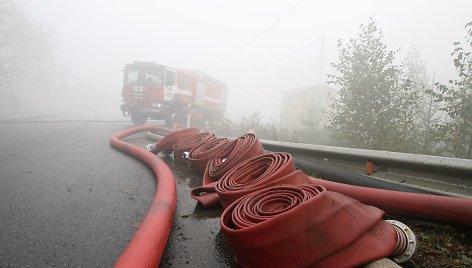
[131,112,147,125]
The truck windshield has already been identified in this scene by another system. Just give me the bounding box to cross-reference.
[144,71,162,84]
[124,67,163,85]
[126,69,139,83]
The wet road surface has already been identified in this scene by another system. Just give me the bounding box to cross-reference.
[0,120,237,267]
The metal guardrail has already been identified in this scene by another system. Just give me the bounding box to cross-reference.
[261,140,472,198]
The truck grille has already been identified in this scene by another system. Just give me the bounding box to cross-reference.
[124,86,151,102]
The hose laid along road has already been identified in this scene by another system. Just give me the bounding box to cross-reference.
[110,125,177,268]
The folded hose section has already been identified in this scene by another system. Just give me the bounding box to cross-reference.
[220,184,398,268]
[151,127,200,154]
[214,152,472,225]
[187,137,232,172]
[173,132,216,162]
[110,124,177,268]
[216,152,307,208]
[190,133,266,207]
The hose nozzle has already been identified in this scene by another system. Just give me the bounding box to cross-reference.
[386,220,417,263]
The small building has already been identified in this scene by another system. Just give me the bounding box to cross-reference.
[280,84,336,133]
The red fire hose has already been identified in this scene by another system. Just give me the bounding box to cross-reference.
[147,129,472,225]
[215,152,307,208]
[190,133,265,207]
[308,175,472,225]
[172,132,216,162]
[187,137,232,172]
[220,184,399,268]
[134,128,472,267]
[213,152,472,225]
[110,125,177,268]
[147,127,200,155]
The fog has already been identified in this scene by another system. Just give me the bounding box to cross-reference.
[3,0,472,122]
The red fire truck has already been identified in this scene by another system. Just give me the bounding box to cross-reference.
[121,61,227,126]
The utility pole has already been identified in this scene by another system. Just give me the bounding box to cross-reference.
[318,30,325,85]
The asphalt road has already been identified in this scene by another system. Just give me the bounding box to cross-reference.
[0,120,237,267]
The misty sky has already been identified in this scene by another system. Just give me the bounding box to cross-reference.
[24,0,472,122]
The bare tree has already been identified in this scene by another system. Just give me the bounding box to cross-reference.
[0,0,55,118]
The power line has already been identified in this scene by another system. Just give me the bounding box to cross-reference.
[232,0,306,55]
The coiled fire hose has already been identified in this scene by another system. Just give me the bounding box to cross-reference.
[172,132,216,162]
[190,133,266,206]
[220,184,407,268]
[146,127,200,155]
[145,129,472,225]
[215,152,301,207]
[140,128,472,267]
[110,125,177,268]
[187,137,232,172]
[212,152,472,225]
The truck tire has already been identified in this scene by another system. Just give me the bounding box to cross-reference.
[131,112,147,125]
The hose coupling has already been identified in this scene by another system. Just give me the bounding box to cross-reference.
[146,143,158,154]
[182,151,192,166]
[386,220,417,263]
